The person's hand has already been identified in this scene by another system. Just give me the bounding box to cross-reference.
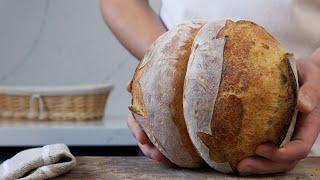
[238,49,320,176]
[126,81,174,167]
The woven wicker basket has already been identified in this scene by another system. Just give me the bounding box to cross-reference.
[0,84,113,121]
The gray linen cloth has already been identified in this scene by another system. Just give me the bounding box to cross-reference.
[0,144,76,180]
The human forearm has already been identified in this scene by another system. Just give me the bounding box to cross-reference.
[100,0,167,60]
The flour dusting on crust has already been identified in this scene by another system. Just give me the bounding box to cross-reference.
[183,20,233,173]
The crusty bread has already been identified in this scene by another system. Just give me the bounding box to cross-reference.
[129,21,205,167]
[184,20,298,172]
[129,19,298,173]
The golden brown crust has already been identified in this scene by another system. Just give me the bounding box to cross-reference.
[197,20,297,170]
[168,27,202,162]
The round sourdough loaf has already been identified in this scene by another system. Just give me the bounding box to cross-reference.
[129,21,205,167]
[183,20,298,173]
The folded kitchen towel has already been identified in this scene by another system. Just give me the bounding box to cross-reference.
[0,144,76,180]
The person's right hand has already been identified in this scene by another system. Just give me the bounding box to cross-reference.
[126,81,174,167]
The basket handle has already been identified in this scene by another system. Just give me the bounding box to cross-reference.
[29,94,46,120]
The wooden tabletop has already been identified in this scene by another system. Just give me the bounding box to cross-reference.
[56,157,320,180]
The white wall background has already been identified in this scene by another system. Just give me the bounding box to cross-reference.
[0,0,161,120]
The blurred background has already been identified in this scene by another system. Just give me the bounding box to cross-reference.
[0,0,160,160]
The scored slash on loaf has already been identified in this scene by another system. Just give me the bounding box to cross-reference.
[129,19,298,173]
[129,20,206,168]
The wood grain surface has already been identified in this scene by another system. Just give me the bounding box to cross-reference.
[56,157,320,180]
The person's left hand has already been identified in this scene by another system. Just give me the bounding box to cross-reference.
[237,49,320,176]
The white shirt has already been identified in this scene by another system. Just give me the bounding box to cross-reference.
[160,0,320,59]
[160,0,320,155]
